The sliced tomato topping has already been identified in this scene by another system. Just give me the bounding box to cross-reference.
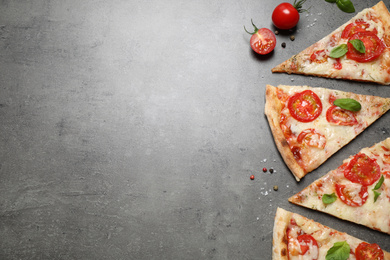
[297,129,326,149]
[341,21,377,39]
[326,106,358,126]
[328,94,337,105]
[297,234,319,258]
[344,153,381,186]
[288,90,322,123]
[356,242,384,260]
[347,31,385,62]
[333,58,342,70]
[310,50,328,64]
[335,183,368,207]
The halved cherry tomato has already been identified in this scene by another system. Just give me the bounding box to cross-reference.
[297,129,326,149]
[356,242,384,260]
[245,21,276,55]
[335,183,368,207]
[344,153,381,186]
[297,234,319,258]
[310,50,328,64]
[326,106,358,126]
[347,31,385,62]
[341,21,377,39]
[288,90,322,123]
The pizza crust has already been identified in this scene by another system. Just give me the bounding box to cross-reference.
[373,1,390,46]
[272,208,290,260]
[265,85,305,181]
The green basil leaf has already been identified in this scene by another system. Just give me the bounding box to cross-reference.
[330,44,348,58]
[373,175,385,190]
[349,39,365,53]
[322,193,337,204]
[336,0,355,13]
[326,241,350,260]
[373,190,381,202]
[333,98,361,112]
[325,0,337,2]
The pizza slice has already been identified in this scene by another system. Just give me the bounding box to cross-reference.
[289,138,390,234]
[272,1,390,85]
[273,208,390,259]
[265,84,390,181]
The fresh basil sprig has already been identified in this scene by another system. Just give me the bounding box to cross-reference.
[372,175,384,202]
[330,44,348,58]
[333,98,362,112]
[322,193,337,204]
[325,0,355,13]
[326,241,350,260]
[330,39,366,59]
[349,39,365,53]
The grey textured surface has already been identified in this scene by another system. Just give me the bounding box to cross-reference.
[1,0,390,259]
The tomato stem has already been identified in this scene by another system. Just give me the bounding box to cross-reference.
[244,19,259,35]
[293,0,309,13]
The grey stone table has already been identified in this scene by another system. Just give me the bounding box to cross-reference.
[1,0,389,259]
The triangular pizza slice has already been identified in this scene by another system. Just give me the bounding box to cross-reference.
[265,84,390,181]
[272,1,390,85]
[289,138,390,234]
[272,208,390,259]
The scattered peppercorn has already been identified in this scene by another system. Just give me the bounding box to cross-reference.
[290,35,295,41]
[275,30,279,35]
[273,185,279,191]
[250,175,255,180]
[281,42,286,48]
[269,168,274,173]
[263,167,267,173]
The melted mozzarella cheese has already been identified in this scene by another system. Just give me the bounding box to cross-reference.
[298,7,388,83]
[292,138,390,234]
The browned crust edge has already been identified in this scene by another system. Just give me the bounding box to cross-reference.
[373,1,390,36]
[272,208,290,260]
[264,85,305,181]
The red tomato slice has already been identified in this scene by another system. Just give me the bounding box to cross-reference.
[250,28,276,55]
[310,50,328,64]
[326,106,358,126]
[297,129,326,149]
[341,21,377,39]
[288,90,323,123]
[344,153,381,186]
[297,234,319,258]
[335,183,368,207]
[356,242,384,260]
[346,31,385,62]
[333,58,342,70]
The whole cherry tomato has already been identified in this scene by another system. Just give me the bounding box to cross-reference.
[244,20,276,55]
[272,0,307,30]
